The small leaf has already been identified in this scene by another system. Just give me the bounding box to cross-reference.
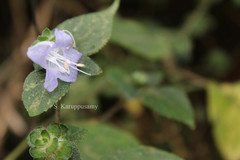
[33,63,42,71]
[54,141,73,159]
[32,28,55,46]
[48,123,61,137]
[141,87,195,128]
[57,0,120,56]
[28,127,45,147]
[70,144,81,160]
[100,145,183,160]
[22,70,71,117]
[29,148,47,158]
[38,36,48,41]
[45,137,58,153]
[106,67,137,99]
[42,28,51,37]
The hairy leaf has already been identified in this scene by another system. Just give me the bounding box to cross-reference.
[100,145,183,160]
[57,0,120,56]
[22,71,71,117]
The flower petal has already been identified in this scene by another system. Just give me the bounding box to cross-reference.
[44,70,58,92]
[63,48,82,63]
[55,48,82,82]
[56,67,78,83]
[27,41,54,68]
[54,29,73,48]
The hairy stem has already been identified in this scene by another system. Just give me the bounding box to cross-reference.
[55,101,61,123]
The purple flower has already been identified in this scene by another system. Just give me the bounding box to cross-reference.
[27,29,89,92]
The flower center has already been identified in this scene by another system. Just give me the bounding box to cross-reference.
[46,48,90,75]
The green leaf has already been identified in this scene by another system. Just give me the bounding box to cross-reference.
[45,137,58,153]
[22,70,71,116]
[78,55,102,76]
[29,147,47,158]
[171,34,192,61]
[70,144,81,160]
[57,0,120,56]
[32,28,55,46]
[100,145,183,160]
[63,76,105,105]
[66,125,87,160]
[42,28,51,37]
[106,67,137,99]
[47,123,61,137]
[141,87,195,128]
[111,17,172,60]
[74,122,140,160]
[207,82,240,160]
[28,127,46,147]
[67,125,87,144]
[54,141,73,159]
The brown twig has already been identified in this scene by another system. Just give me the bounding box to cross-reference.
[162,58,209,88]
[98,100,123,122]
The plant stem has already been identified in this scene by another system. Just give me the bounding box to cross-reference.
[4,138,28,160]
[98,100,122,122]
[55,101,61,123]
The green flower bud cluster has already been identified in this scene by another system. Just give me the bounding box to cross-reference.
[32,28,55,46]
[27,123,73,160]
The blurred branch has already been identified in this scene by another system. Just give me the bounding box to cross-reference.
[162,58,209,88]
[4,138,28,160]
[0,93,27,137]
[28,0,40,35]
[98,100,123,122]
[180,0,215,36]
[9,0,28,42]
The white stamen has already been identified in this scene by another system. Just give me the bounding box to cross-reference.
[76,63,85,67]
[64,60,70,70]
[46,48,90,76]
[69,65,91,76]
[60,68,66,73]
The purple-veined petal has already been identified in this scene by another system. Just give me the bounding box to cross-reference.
[54,29,73,48]
[63,48,82,63]
[27,41,54,68]
[44,69,58,92]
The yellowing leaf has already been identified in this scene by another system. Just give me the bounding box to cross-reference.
[208,82,240,160]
